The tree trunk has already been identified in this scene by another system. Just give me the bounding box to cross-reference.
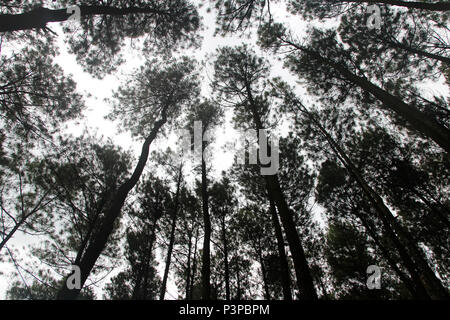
[258,244,271,300]
[354,206,423,298]
[0,5,172,33]
[269,199,292,300]
[132,213,158,300]
[201,148,211,300]
[236,258,241,300]
[245,84,318,300]
[185,232,192,300]
[345,0,450,11]
[56,111,167,300]
[190,228,199,300]
[0,192,52,252]
[387,41,450,65]
[160,164,183,300]
[282,39,450,153]
[294,101,448,299]
[221,216,231,300]
[410,188,450,229]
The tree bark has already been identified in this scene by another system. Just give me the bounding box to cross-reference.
[56,110,167,300]
[201,146,211,300]
[185,232,192,300]
[160,164,183,300]
[221,216,231,300]
[0,5,172,33]
[282,39,450,153]
[269,199,292,300]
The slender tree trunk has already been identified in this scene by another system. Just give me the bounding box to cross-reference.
[354,207,422,298]
[258,244,271,300]
[201,145,211,300]
[190,228,199,299]
[0,221,22,252]
[132,214,158,300]
[185,232,192,300]
[282,39,450,153]
[236,258,242,300]
[0,5,172,33]
[221,216,231,300]
[141,224,157,300]
[245,84,318,300]
[410,188,450,229]
[0,192,52,252]
[344,0,450,11]
[294,101,448,299]
[160,164,183,300]
[315,274,329,300]
[387,41,450,65]
[383,206,449,299]
[56,111,167,300]
[269,199,292,300]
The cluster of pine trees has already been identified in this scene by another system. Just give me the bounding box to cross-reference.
[0,0,448,300]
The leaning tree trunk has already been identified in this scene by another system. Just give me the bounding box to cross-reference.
[354,206,424,298]
[387,40,450,65]
[245,84,318,300]
[282,39,450,153]
[160,164,183,300]
[0,190,52,252]
[0,5,173,33]
[269,199,292,300]
[56,111,168,300]
[295,101,448,299]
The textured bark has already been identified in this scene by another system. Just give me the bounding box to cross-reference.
[0,5,171,33]
[56,111,167,300]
